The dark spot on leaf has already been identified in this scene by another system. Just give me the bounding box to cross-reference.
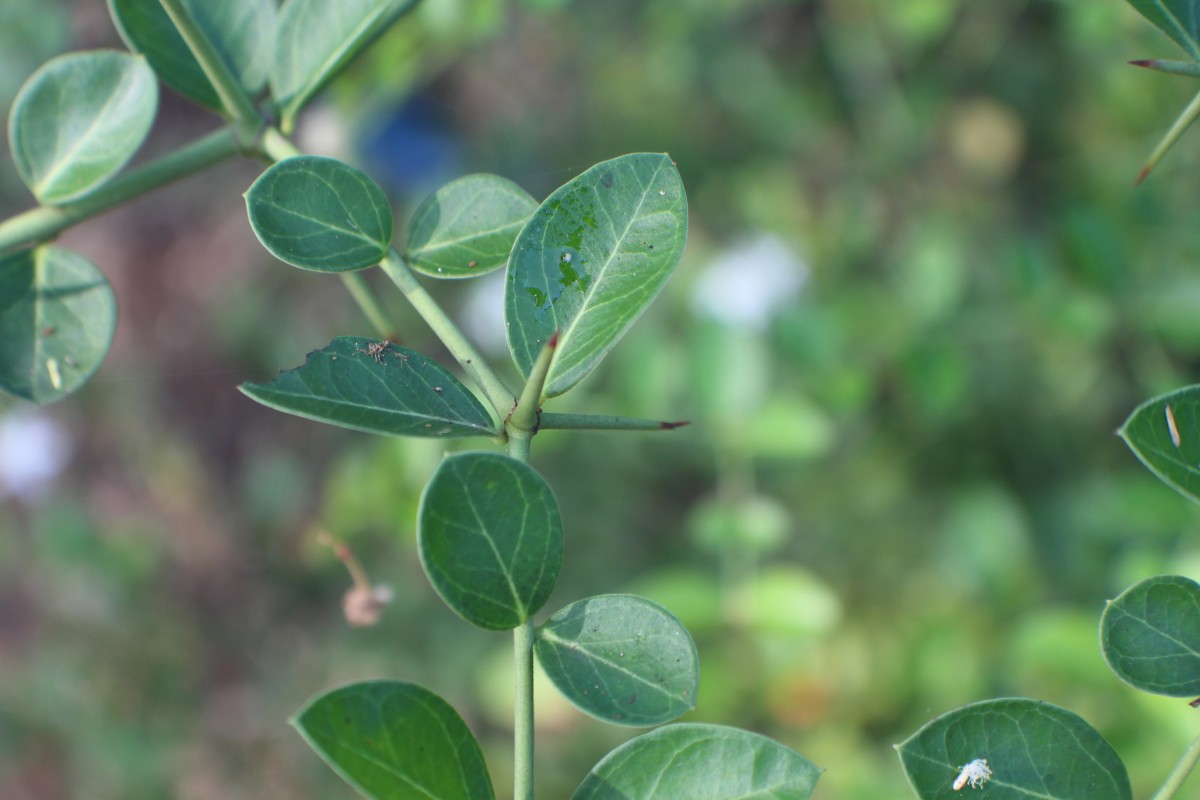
[601,172,613,188]
[628,693,637,705]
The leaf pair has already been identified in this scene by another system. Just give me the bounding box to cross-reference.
[110,0,418,130]
[296,680,821,800]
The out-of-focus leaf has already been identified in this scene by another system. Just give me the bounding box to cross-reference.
[1101,574,1200,697]
[0,246,116,404]
[406,174,537,278]
[240,337,496,438]
[294,680,495,800]
[1118,387,1200,504]
[896,698,1131,800]
[419,452,562,630]
[245,156,393,272]
[108,0,274,111]
[571,723,820,799]
[1126,1,1200,60]
[271,0,419,130]
[535,594,698,726]
[9,50,157,203]
[506,153,687,398]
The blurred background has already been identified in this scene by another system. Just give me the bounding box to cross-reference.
[4,0,1200,798]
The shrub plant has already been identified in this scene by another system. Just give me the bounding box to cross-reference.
[0,1,822,798]
[9,2,1200,800]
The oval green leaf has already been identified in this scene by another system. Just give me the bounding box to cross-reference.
[418,452,562,630]
[896,698,1131,800]
[9,50,157,204]
[571,723,821,800]
[0,246,116,404]
[245,156,394,272]
[1101,575,1200,697]
[406,174,538,279]
[294,680,495,800]
[1118,386,1200,504]
[109,0,275,111]
[239,337,496,438]
[535,594,698,726]
[505,153,687,398]
[1127,1,1200,60]
[271,0,419,130]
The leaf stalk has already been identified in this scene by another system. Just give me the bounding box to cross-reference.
[155,0,263,143]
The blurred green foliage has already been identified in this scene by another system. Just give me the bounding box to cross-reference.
[5,1,1200,799]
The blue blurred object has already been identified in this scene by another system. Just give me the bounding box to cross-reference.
[360,94,463,198]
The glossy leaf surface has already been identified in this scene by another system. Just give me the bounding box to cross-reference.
[419,452,562,630]
[536,594,698,726]
[294,680,495,800]
[1127,1,1200,60]
[0,247,116,405]
[240,337,496,438]
[896,699,1131,800]
[506,153,687,397]
[9,50,157,204]
[245,156,393,272]
[1101,575,1200,696]
[571,723,820,800]
[271,0,419,128]
[1118,386,1200,504]
[406,174,537,278]
[109,0,274,111]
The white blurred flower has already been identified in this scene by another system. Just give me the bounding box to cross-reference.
[0,410,72,502]
[690,234,807,329]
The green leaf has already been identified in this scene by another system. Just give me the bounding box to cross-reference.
[418,452,562,630]
[108,0,274,111]
[406,174,538,279]
[239,337,496,438]
[294,680,496,800]
[896,699,1131,800]
[1117,386,1200,504]
[271,0,419,130]
[245,156,394,272]
[505,153,687,398]
[0,247,116,405]
[571,723,821,800]
[1127,1,1200,61]
[535,594,698,726]
[8,50,157,204]
[1101,575,1200,697]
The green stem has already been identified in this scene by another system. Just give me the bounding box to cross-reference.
[1137,86,1200,185]
[155,0,262,141]
[258,126,303,161]
[512,619,535,800]
[0,127,241,254]
[340,272,395,340]
[509,333,557,434]
[379,248,515,418]
[1150,731,1200,800]
[540,412,690,432]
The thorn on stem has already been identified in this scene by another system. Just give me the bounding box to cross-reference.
[547,331,560,348]
[1135,165,1152,187]
[661,420,691,430]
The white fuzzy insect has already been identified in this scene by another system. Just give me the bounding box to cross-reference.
[953,759,991,791]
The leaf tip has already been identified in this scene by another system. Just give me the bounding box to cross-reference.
[661,420,690,430]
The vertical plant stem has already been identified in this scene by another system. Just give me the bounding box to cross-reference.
[1150,732,1200,800]
[512,619,535,800]
[380,249,515,417]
